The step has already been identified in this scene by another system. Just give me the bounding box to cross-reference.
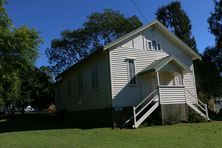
[134,102,159,128]
[187,103,207,118]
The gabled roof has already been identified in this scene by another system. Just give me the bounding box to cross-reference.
[104,20,201,60]
[55,48,103,81]
[139,55,191,75]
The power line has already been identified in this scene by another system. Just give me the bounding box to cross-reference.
[130,0,148,23]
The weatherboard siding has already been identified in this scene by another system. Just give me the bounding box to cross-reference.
[110,26,198,107]
[159,86,186,104]
[55,51,111,112]
[110,46,168,107]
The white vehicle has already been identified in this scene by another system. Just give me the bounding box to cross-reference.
[24,106,38,112]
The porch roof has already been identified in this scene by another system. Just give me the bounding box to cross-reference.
[139,55,191,74]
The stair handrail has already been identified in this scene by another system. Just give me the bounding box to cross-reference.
[135,95,158,116]
[185,89,206,112]
[185,89,205,106]
[122,89,158,128]
[135,89,158,110]
[185,89,209,119]
[188,95,206,113]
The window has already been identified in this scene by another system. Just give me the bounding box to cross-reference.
[152,40,157,50]
[173,73,183,86]
[146,40,152,50]
[67,79,71,96]
[78,73,83,93]
[92,64,99,89]
[128,60,136,84]
[157,43,161,51]
[146,40,162,51]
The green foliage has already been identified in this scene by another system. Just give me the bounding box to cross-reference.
[0,1,42,107]
[207,0,222,73]
[155,1,197,52]
[0,27,41,72]
[18,67,54,109]
[156,1,222,100]
[208,0,222,47]
[32,66,54,109]
[46,9,142,74]
[0,0,11,28]
[194,0,222,99]
[0,71,20,106]
[195,48,222,98]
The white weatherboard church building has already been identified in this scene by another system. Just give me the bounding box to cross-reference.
[55,20,209,128]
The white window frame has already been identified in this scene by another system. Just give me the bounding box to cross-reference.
[152,40,157,50]
[128,59,137,85]
[146,39,162,51]
[157,42,161,51]
[173,72,183,86]
[146,40,152,50]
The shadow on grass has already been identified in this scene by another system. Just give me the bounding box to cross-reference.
[0,113,110,133]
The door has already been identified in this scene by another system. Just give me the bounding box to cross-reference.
[140,73,154,100]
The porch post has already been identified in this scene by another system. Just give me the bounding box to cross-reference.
[156,71,161,104]
[156,71,160,87]
[181,72,184,86]
[156,71,163,124]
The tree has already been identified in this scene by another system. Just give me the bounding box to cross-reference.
[18,66,54,111]
[0,0,41,108]
[194,0,222,100]
[155,1,197,52]
[46,9,142,75]
[155,1,220,101]
[32,66,54,109]
[196,0,222,99]
[195,48,222,100]
[0,71,20,106]
[208,0,222,73]
[208,0,222,47]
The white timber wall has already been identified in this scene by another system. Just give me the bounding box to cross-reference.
[159,86,186,104]
[109,25,198,107]
[55,51,111,112]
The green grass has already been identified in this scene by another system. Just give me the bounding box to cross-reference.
[0,114,222,148]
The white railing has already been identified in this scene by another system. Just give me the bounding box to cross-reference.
[122,89,159,128]
[122,86,209,128]
[133,89,159,128]
[185,89,209,120]
[135,89,158,111]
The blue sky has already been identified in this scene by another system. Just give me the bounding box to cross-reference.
[5,0,215,67]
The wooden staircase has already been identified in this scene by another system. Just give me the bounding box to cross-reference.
[122,89,159,128]
[122,88,209,129]
[185,89,209,120]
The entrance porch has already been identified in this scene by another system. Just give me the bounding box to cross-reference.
[139,55,189,105]
[123,56,209,128]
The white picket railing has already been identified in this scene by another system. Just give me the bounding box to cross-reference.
[122,86,209,129]
[132,89,159,128]
[185,89,209,120]
[122,89,159,128]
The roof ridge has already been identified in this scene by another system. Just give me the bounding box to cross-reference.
[103,20,201,60]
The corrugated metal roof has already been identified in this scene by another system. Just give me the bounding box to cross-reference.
[139,55,191,74]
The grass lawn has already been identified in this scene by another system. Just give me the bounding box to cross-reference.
[0,114,222,148]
